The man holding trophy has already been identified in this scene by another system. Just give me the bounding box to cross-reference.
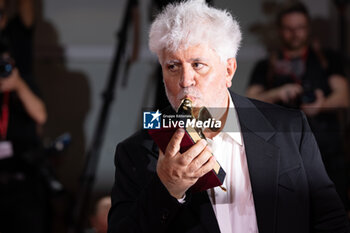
[108,1,349,233]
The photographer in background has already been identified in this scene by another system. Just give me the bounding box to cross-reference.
[0,0,49,232]
[246,2,350,211]
[0,50,48,233]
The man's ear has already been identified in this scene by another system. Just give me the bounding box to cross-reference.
[225,58,236,88]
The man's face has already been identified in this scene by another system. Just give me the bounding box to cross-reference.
[160,44,236,111]
[279,12,309,51]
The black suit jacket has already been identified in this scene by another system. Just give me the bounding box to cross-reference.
[108,92,349,233]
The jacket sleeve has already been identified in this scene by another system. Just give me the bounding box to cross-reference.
[107,142,184,233]
[299,112,349,233]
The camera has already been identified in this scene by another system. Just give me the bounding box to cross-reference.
[0,57,13,78]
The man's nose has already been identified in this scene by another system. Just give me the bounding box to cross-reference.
[179,65,195,88]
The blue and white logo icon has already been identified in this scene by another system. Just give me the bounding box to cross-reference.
[143,110,161,129]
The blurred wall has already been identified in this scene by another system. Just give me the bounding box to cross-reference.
[34,0,349,197]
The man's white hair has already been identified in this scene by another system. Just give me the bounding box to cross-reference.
[149,0,242,61]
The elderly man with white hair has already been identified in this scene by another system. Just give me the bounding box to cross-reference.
[108,1,349,233]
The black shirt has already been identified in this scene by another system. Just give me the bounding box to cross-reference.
[250,48,345,102]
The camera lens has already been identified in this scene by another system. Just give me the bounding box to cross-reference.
[0,58,13,78]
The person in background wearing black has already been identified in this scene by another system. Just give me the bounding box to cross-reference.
[0,0,49,233]
[246,2,350,211]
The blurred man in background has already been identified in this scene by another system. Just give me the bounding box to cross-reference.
[246,1,350,210]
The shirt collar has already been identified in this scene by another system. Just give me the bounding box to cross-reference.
[220,91,243,145]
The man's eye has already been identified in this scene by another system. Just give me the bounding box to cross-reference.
[167,64,178,72]
[192,63,204,69]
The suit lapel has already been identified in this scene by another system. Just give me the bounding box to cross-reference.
[189,93,280,233]
[232,92,280,233]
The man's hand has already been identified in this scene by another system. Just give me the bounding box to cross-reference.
[0,68,24,92]
[301,89,325,117]
[156,128,216,199]
[246,83,303,104]
[276,83,303,103]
